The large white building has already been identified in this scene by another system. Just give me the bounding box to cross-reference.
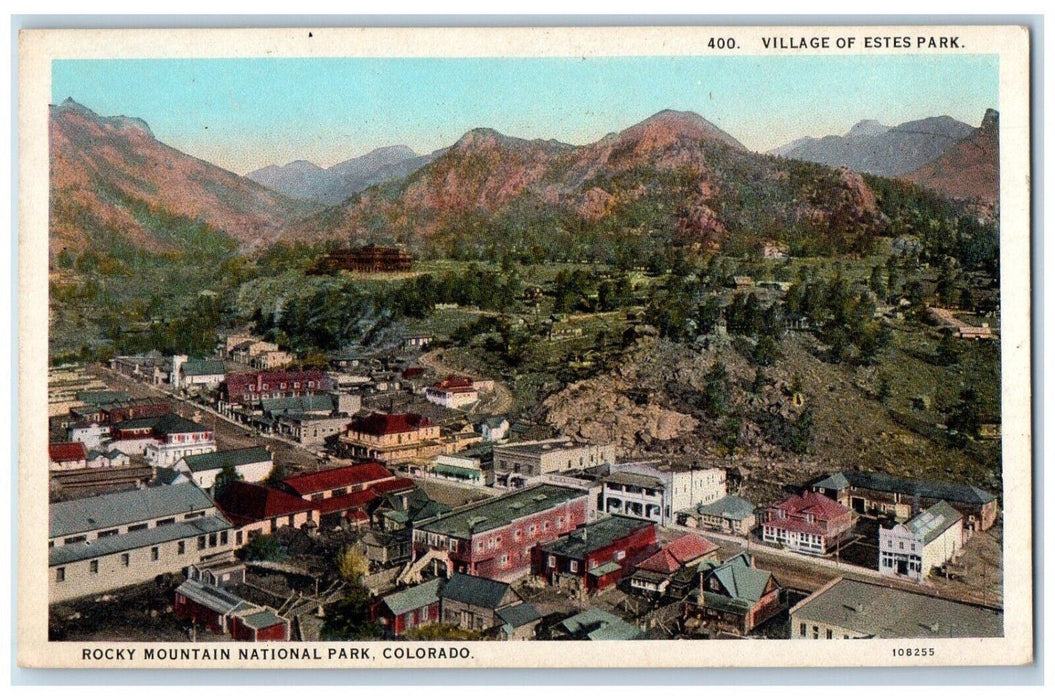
[600,461,726,527]
[48,482,236,603]
[879,500,963,582]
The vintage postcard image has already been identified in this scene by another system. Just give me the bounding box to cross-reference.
[17,24,1032,668]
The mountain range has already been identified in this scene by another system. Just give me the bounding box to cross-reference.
[904,109,999,205]
[246,145,447,205]
[770,116,977,177]
[48,99,998,262]
[49,98,320,256]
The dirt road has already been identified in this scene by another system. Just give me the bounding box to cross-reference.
[417,349,516,416]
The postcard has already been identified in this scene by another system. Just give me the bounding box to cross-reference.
[17,24,1032,668]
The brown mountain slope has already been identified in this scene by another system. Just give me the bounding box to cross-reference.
[904,109,999,206]
[292,109,881,256]
[49,99,319,257]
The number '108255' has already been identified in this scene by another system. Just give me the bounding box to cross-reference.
[892,648,936,657]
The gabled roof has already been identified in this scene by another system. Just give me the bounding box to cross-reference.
[433,375,475,390]
[49,442,87,462]
[50,482,215,538]
[381,578,444,616]
[696,494,756,519]
[558,608,643,641]
[214,481,316,526]
[281,462,393,496]
[771,491,850,521]
[76,390,133,406]
[705,556,774,604]
[637,534,717,574]
[440,573,512,610]
[176,579,249,616]
[180,447,272,474]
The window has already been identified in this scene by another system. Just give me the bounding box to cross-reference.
[156,518,175,527]
[121,553,130,567]
[569,561,579,573]
[178,541,185,555]
[614,550,626,561]
[198,536,206,551]
[220,531,229,546]
[548,555,556,568]
[56,567,66,583]
[89,560,99,574]
[184,511,205,521]
[236,531,244,546]
[812,626,819,640]
[799,623,806,637]
[63,535,86,545]
[97,529,118,538]
[151,547,159,561]
[826,629,833,639]
[209,533,218,548]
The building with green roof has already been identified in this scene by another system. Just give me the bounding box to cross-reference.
[557,608,644,641]
[686,553,783,637]
[173,446,274,491]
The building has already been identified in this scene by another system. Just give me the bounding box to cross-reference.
[371,578,443,637]
[171,356,227,390]
[685,553,783,637]
[280,463,415,529]
[493,438,616,489]
[532,515,657,592]
[111,351,169,385]
[85,448,130,470]
[425,376,479,410]
[438,573,541,640]
[430,452,486,486]
[412,484,589,581]
[228,339,292,369]
[809,470,998,533]
[556,608,644,641]
[762,240,790,260]
[174,447,274,490]
[600,461,727,527]
[402,334,433,351]
[476,416,510,443]
[789,577,1003,639]
[124,414,216,468]
[311,245,414,274]
[174,579,289,641]
[362,529,414,567]
[280,462,396,501]
[630,533,719,598]
[213,481,319,544]
[67,422,112,449]
[48,482,235,603]
[761,491,854,555]
[338,413,445,464]
[48,442,87,471]
[680,493,757,536]
[879,501,963,582]
[222,370,331,409]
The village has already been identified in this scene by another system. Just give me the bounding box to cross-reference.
[45,254,1005,645]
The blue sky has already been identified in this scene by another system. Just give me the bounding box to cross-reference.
[52,55,998,175]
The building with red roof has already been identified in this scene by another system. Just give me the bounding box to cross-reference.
[630,533,720,598]
[303,477,417,529]
[762,491,854,555]
[425,375,479,410]
[221,370,331,408]
[49,442,88,471]
[338,412,443,464]
[280,462,395,501]
[213,481,319,546]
